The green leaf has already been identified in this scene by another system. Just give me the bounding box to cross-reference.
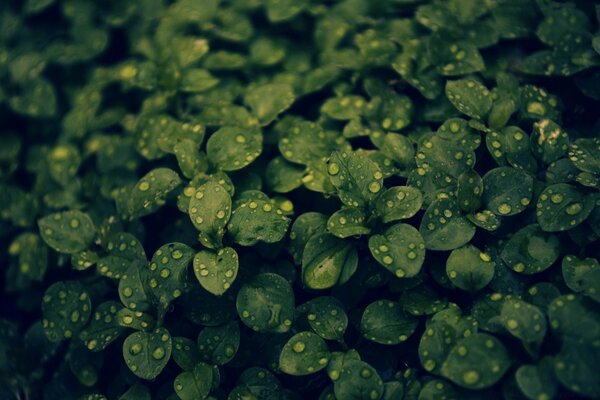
[236,273,294,333]
[466,210,501,231]
[418,307,479,375]
[172,337,202,371]
[327,207,370,239]
[173,140,207,179]
[456,169,483,213]
[120,383,151,400]
[420,196,476,251]
[42,281,91,342]
[321,95,366,121]
[47,144,81,186]
[418,380,457,400]
[180,69,219,93]
[326,151,384,208]
[333,360,384,400]
[500,299,546,349]
[361,300,418,345]
[482,167,534,216]
[197,321,240,365]
[117,308,155,331]
[206,127,262,171]
[369,223,425,279]
[24,0,55,14]
[519,85,561,121]
[554,337,600,398]
[265,156,304,193]
[278,119,343,165]
[569,137,600,174]
[227,198,291,246]
[379,133,415,167]
[536,183,595,232]
[440,333,511,390]
[531,119,569,164]
[244,83,295,126]
[39,210,96,254]
[445,79,493,119]
[488,98,517,130]
[123,328,172,380]
[297,296,348,341]
[265,0,305,22]
[188,181,232,249]
[119,261,151,311]
[400,284,448,316]
[500,224,560,274]
[515,359,558,400]
[433,41,485,76]
[436,118,481,150]
[446,245,495,292]
[9,78,57,118]
[249,37,286,66]
[279,331,330,376]
[548,294,600,341]
[562,255,600,303]
[193,248,238,296]
[416,136,475,180]
[79,301,125,352]
[8,233,48,281]
[375,186,423,223]
[146,243,194,307]
[287,212,328,265]
[372,95,414,132]
[125,168,182,219]
[302,233,358,290]
[97,232,146,279]
[173,362,213,400]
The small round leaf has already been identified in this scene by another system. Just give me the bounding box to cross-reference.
[361,300,418,345]
[197,321,240,366]
[173,362,213,400]
[369,223,426,279]
[206,127,262,171]
[236,273,294,333]
[482,167,533,217]
[42,281,91,342]
[440,333,511,390]
[500,224,560,274]
[536,183,595,232]
[420,196,476,251]
[375,186,423,223]
[122,327,172,380]
[446,245,495,292]
[39,210,96,254]
[193,247,238,296]
[279,331,330,376]
[302,233,358,290]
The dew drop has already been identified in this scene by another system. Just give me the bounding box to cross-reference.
[463,370,480,385]
[129,343,142,355]
[368,182,381,193]
[152,347,165,360]
[566,203,582,215]
[550,194,563,204]
[328,163,340,175]
[497,203,512,215]
[292,341,305,353]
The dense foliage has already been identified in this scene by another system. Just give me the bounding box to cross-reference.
[1,0,600,399]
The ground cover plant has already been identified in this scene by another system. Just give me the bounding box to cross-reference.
[1,0,600,399]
